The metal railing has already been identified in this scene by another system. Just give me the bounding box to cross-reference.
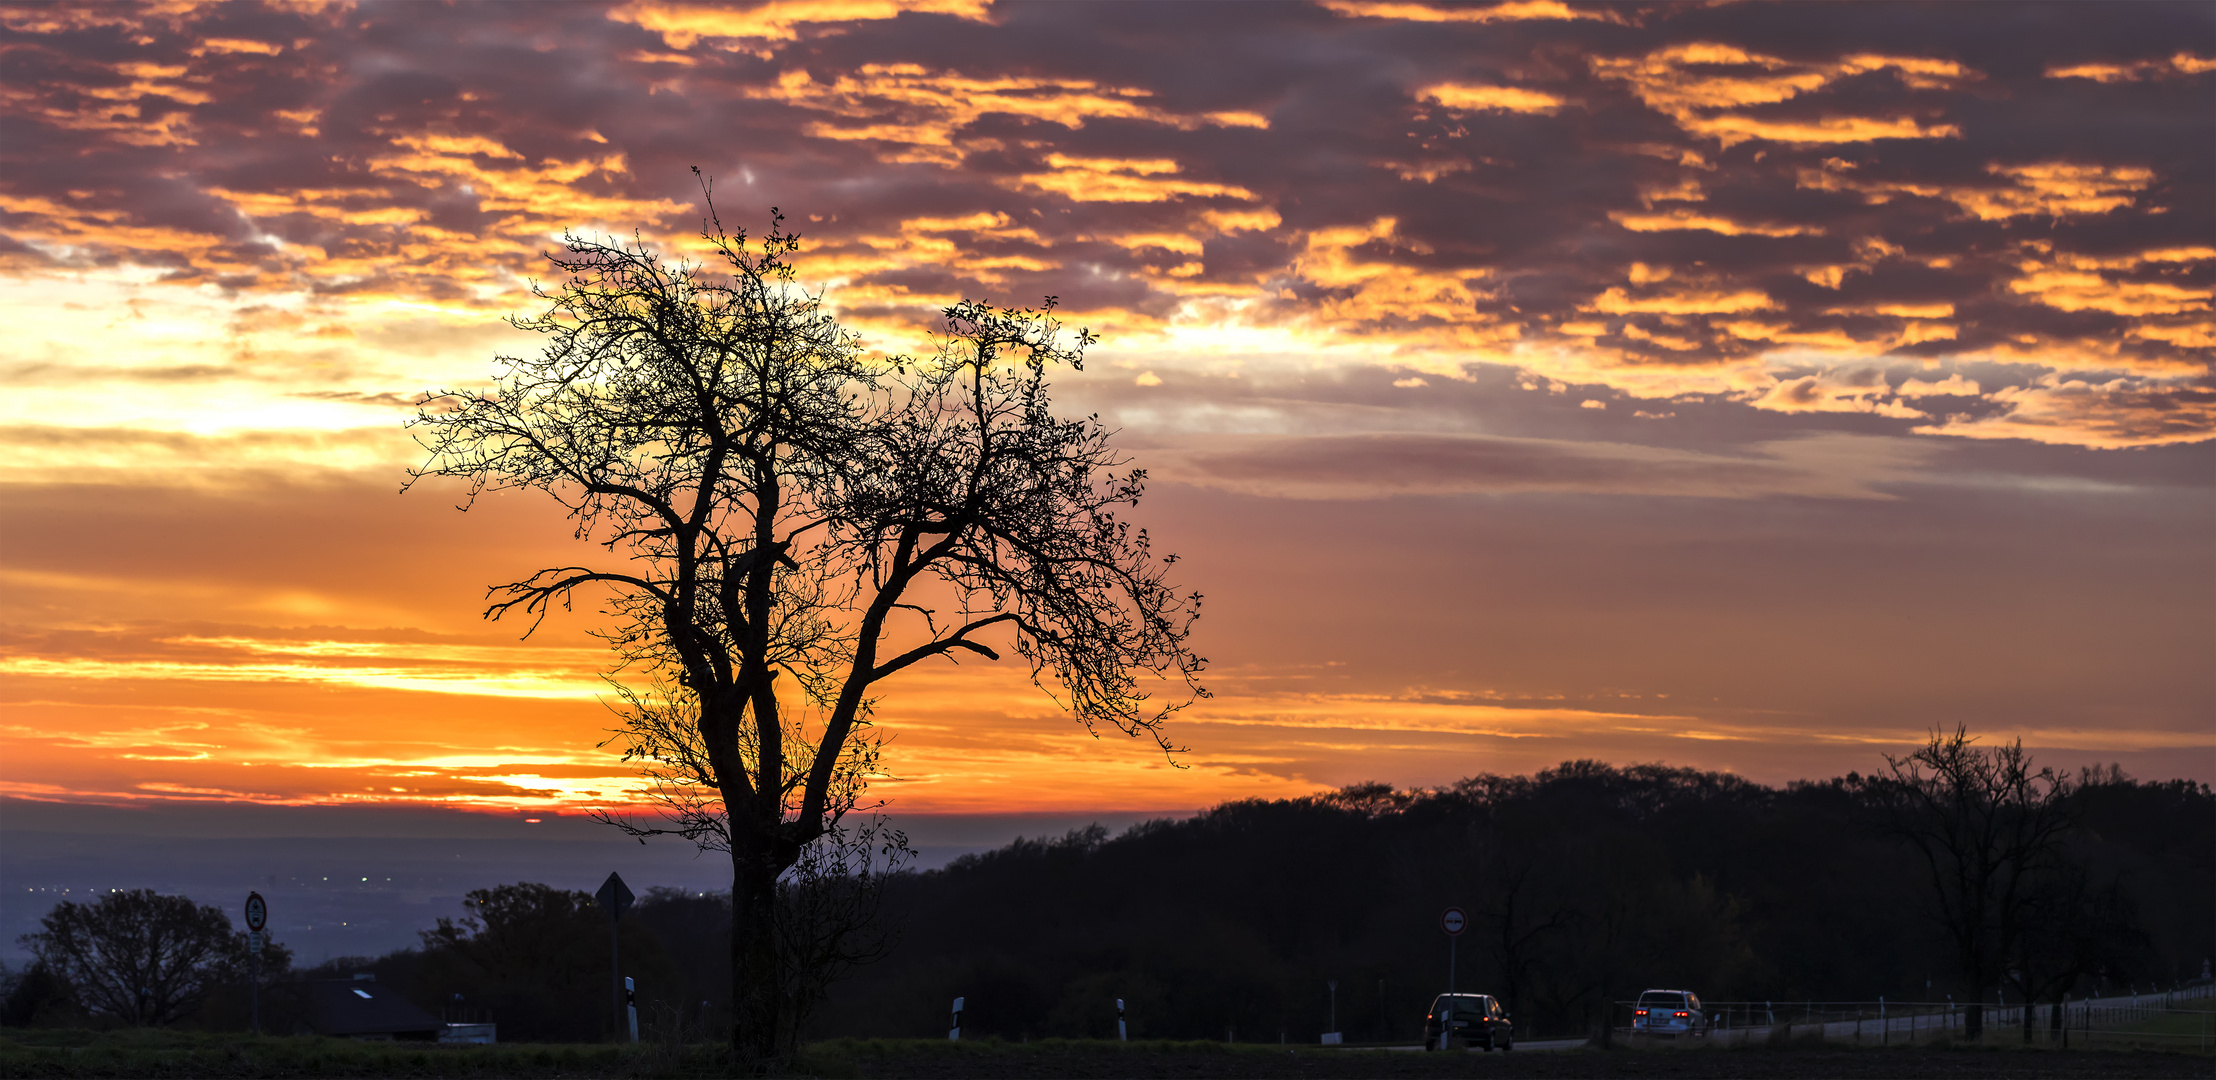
[1612,982,2213,1051]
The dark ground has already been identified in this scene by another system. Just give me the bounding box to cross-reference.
[2,1032,2210,1079]
[822,1040,2215,1079]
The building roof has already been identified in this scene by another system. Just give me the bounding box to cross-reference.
[303,979,443,1039]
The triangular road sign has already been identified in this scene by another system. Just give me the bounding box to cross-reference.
[596,872,634,920]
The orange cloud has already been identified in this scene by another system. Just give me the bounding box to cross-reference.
[756,64,1268,167]
[1750,369,1924,417]
[192,37,284,57]
[1834,302,1953,319]
[0,60,207,148]
[1592,45,1972,147]
[1001,155,1256,204]
[1589,285,1775,315]
[1686,113,1960,146]
[1914,375,2216,449]
[2046,53,2216,82]
[1897,374,1980,397]
[608,0,993,53]
[1417,82,1564,114]
[2006,245,2214,317]
[0,634,610,701]
[1380,159,1472,183]
[1087,231,1206,257]
[1718,321,1874,352]
[1199,208,1283,233]
[1281,218,1516,354]
[1609,207,1819,237]
[1320,0,1611,22]
[7,121,688,302]
[1799,159,2155,221]
[1956,163,2154,220]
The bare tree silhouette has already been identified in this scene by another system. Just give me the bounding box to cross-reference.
[406,178,1205,1059]
[1865,726,2076,1040]
[18,889,288,1027]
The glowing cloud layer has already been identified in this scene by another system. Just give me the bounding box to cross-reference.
[2,0,2210,814]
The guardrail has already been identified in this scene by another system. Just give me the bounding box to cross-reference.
[1612,982,2213,1052]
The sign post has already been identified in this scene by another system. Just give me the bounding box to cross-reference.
[1441,907,1466,995]
[1439,907,1467,1050]
[1116,997,1127,1041]
[596,873,634,1042]
[244,892,267,1036]
[949,996,964,1040]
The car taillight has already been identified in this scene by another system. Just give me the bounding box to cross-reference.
[1635,1009,1647,1015]
[1674,1011,1688,1017]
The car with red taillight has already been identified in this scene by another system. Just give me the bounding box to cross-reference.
[1423,992,1513,1050]
[1630,988,1708,1037]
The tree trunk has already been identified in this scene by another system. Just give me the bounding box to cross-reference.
[1964,999,1983,1040]
[729,840,782,1060]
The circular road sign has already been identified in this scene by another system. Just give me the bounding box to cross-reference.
[1441,906,1466,936]
[244,891,267,932]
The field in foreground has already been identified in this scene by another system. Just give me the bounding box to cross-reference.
[1,1031,2210,1079]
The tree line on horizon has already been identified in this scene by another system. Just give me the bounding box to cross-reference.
[5,738,2208,1044]
[827,742,2208,1044]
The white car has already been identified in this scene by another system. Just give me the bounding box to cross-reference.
[1631,988,1708,1037]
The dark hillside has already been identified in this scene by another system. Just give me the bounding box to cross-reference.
[812,763,2211,1043]
[9,761,2200,1045]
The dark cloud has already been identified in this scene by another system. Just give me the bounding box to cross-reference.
[1157,429,1935,500]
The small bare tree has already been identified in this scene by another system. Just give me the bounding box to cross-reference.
[1866,726,2076,1040]
[772,813,908,1044]
[406,185,1205,1059]
[595,672,911,1046]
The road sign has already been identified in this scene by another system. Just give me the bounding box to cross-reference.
[599,872,635,1040]
[596,872,634,919]
[244,892,269,1038]
[1441,906,1467,936]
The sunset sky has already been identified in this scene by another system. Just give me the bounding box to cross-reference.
[3,0,2211,829]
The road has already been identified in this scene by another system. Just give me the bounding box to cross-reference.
[1366,1038,1590,1052]
[1694,983,2211,1047]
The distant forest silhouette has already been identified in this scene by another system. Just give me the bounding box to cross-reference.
[6,758,2208,1043]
